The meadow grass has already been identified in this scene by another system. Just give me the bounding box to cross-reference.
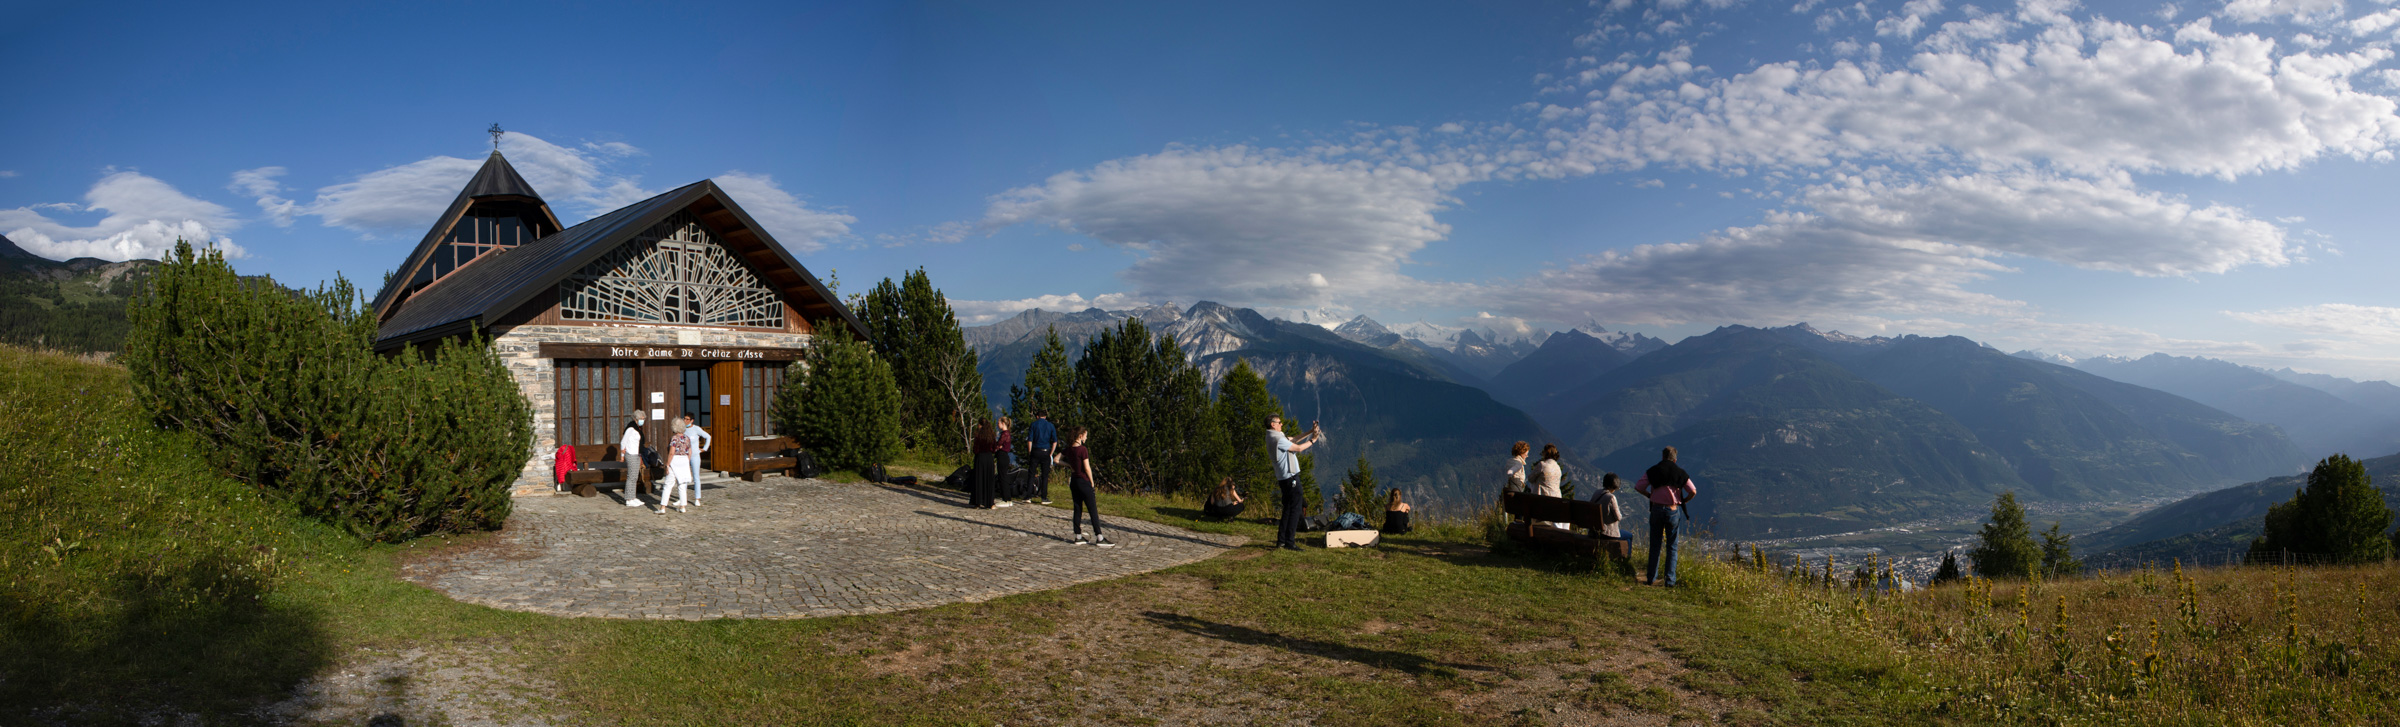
[6,343,2397,725]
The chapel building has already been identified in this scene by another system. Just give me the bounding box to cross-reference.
[371,150,863,495]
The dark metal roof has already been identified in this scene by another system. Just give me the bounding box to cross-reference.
[373,179,869,349]
[461,151,542,199]
[367,152,564,320]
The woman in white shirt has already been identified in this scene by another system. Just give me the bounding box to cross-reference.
[1504,441,1530,495]
[619,420,645,508]
[1535,443,1568,530]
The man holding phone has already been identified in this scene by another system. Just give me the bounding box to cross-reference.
[1266,414,1321,551]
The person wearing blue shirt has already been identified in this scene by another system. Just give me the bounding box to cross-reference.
[1027,412,1059,505]
[1266,414,1321,551]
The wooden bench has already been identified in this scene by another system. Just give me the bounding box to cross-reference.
[738,436,801,482]
[1501,491,1633,560]
[561,444,651,492]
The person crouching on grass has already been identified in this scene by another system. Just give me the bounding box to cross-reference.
[1057,426,1113,547]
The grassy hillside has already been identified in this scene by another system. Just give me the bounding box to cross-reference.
[12,343,2395,725]
[0,254,153,352]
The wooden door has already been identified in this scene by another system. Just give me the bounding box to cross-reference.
[708,361,742,472]
[640,362,679,454]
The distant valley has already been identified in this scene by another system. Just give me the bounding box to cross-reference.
[965,305,2353,540]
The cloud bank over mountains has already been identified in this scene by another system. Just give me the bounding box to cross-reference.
[3,132,856,265]
[961,0,2400,369]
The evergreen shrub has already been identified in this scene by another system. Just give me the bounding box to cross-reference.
[2250,454,2395,564]
[122,242,529,541]
[773,323,902,474]
[1970,491,2040,578]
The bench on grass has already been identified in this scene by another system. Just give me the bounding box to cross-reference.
[1501,491,1632,560]
[738,436,806,481]
[562,444,650,492]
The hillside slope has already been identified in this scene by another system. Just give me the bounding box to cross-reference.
[2073,353,2400,458]
[2086,451,2400,562]
[0,235,156,352]
[1559,327,2026,538]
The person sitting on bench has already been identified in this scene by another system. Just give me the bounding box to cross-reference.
[1591,472,1629,545]
[1381,488,1413,534]
[1203,477,1246,519]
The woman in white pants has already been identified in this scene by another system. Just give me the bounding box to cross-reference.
[659,426,695,514]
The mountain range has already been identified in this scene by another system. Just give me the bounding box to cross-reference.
[966,302,1559,511]
[956,302,2400,540]
[2052,353,2400,459]
[0,234,158,352]
[1490,325,2306,538]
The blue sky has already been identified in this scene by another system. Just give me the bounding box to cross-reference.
[8,0,2400,378]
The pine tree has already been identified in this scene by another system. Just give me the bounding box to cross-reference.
[1930,551,1963,586]
[773,324,902,474]
[1969,491,2040,578]
[1070,318,1219,495]
[1006,327,1078,433]
[2250,454,2395,564]
[859,268,985,455]
[2040,522,2082,578]
[1212,359,1284,501]
[1338,457,1381,529]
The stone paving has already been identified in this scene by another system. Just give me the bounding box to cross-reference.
[400,476,1247,620]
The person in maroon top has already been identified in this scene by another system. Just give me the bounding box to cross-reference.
[970,420,1012,509]
[1056,426,1113,547]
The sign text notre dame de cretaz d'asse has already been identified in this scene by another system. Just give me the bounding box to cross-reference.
[536,343,806,361]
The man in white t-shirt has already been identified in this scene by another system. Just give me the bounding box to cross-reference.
[680,413,712,506]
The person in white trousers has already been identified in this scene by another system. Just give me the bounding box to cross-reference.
[680,413,712,505]
[620,419,646,508]
[659,425,695,514]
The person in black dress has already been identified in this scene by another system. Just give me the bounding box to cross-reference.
[1380,488,1413,534]
[970,420,1009,509]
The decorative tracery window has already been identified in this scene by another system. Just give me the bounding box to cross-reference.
[559,212,785,327]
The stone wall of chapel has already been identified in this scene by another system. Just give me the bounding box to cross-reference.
[493,323,816,497]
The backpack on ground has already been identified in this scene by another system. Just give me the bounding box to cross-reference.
[1331,512,1370,531]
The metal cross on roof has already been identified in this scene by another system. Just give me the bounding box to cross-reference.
[489,123,504,151]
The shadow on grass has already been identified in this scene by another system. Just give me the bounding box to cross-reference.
[0,554,332,722]
[1139,611,1495,678]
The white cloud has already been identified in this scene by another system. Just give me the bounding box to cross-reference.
[2346,8,2400,34]
[2220,0,2346,23]
[1876,0,1946,37]
[948,292,1157,325]
[711,171,855,252]
[302,154,484,234]
[295,132,657,235]
[1796,172,2291,275]
[0,171,246,261]
[2227,303,2400,341]
[983,145,1452,308]
[0,170,17,178]
[229,166,298,226]
[1553,14,2400,178]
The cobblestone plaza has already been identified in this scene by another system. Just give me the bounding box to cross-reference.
[402,477,1246,620]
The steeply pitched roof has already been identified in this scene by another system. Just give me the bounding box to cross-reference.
[368,151,564,320]
[373,179,867,349]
